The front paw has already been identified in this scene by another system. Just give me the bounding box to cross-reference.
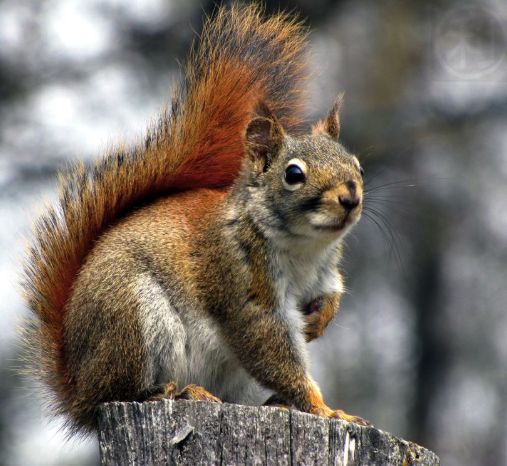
[304,309,326,341]
[330,409,370,426]
[303,296,325,316]
[303,295,338,342]
[310,404,370,426]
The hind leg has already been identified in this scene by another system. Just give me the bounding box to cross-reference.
[148,382,221,403]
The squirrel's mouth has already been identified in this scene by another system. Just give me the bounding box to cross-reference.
[312,211,360,232]
[314,221,346,232]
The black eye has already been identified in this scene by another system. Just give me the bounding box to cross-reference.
[359,166,365,177]
[285,164,306,185]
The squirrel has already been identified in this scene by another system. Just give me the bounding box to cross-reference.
[23,4,367,434]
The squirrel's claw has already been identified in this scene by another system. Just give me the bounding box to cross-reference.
[310,404,370,426]
[330,409,370,426]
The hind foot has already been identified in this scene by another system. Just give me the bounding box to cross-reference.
[176,384,222,403]
[148,382,221,403]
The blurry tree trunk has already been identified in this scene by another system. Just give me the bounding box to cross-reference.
[98,400,439,465]
[409,200,449,446]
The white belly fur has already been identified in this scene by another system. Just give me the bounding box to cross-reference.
[134,273,261,404]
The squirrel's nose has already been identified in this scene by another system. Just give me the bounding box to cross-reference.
[339,194,361,211]
[337,180,362,211]
[338,181,361,212]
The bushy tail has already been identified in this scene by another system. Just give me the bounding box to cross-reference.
[22,4,308,423]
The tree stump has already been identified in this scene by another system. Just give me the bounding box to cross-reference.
[98,400,439,465]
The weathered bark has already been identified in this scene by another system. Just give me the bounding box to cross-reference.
[98,400,439,465]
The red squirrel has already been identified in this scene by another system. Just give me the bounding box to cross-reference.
[23,5,367,434]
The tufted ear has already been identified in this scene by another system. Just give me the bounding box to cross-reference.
[312,93,344,141]
[245,102,285,173]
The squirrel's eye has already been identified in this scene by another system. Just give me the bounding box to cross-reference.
[285,164,306,185]
[360,166,365,177]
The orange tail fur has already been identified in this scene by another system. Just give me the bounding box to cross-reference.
[22,4,308,422]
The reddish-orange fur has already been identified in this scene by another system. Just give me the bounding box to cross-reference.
[23,5,308,422]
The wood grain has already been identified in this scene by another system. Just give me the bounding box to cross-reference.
[98,400,439,466]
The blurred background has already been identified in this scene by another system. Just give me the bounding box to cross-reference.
[1,0,506,464]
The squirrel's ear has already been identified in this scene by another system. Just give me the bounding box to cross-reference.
[245,103,285,172]
[312,93,344,141]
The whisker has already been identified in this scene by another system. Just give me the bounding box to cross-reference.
[360,167,391,184]
[364,195,412,204]
[362,211,391,246]
[364,207,406,274]
[364,202,413,219]
[364,197,413,213]
[364,181,417,194]
[330,321,351,331]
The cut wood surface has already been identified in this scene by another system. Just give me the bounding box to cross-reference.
[98,400,439,465]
